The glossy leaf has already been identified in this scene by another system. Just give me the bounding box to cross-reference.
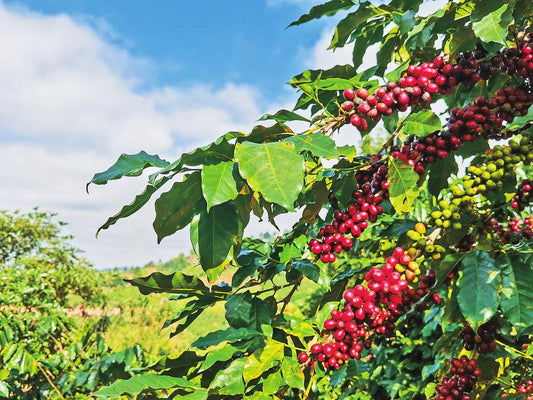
[96,177,170,235]
[427,156,458,196]
[259,109,310,123]
[235,141,304,211]
[89,151,169,187]
[445,25,476,57]
[329,4,373,49]
[284,132,337,158]
[387,157,419,214]
[504,105,533,131]
[402,110,442,138]
[225,292,253,328]
[471,2,513,45]
[153,172,204,243]
[288,0,354,27]
[200,345,239,372]
[262,371,285,395]
[149,131,243,184]
[243,340,284,382]
[291,260,320,283]
[201,162,239,211]
[127,271,208,296]
[93,374,197,397]
[198,202,239,270]
[209,358,245,396]
[192,328,263,350]
[499,253,533,334]
[457,251,501,328]
[281,358,305,389]
[454,139,489,158]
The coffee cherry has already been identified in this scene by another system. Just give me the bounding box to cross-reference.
[343,88,356,101]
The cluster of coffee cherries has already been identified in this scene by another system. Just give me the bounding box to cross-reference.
[308,173,388,264]
[298,248,438,370]
[487,133,533,177]
[511,179,532,210]
[509,132,533,163]
[430,198,464,231]
[489,216,533,244]
[339,35,533,133]
[406,223,446,261]
[459,320,499,353]
[392,87,533,176]
[502,379,533,399]
[431,356,482,400]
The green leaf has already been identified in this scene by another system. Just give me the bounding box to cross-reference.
[284,133,337,158]
[329,4,374,49]
[235,141,304,211]
[149,131,243,184]
[153,172,204,243]
[454,139,489,158]
[225,292,253,328]
[288,0,354,27]
[281,358,305,389]
[262,371,285,395]
[445,25,476,57]
[89,151,169,186]
[291,260,320,283]
[248,297,274,331]
[198,202,240,270]
[93,373,197,397]
[243,340,284,382]
[402,110,442,138]
[126,271,208,296]
[200,345,239,371]
[192,328,263,350]
[436,252,467,286]
[96,177,170,235]
[387,157,420,214]
[177,390,208,400]
[210,358,245,395]
[498,253,533,334]
[471,2,514,45]
[427,156,458,196]
[457,251,501,328]
[201,162,239,211]
[259,109,310,123]
[0,382,8,397]
[504,105,533,131]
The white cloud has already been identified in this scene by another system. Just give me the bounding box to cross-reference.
[0,2,281,269]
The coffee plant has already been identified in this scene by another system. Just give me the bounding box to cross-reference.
[89,0,533,398]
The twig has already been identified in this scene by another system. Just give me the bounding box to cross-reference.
[36,362,66,400]
[280,276,304,314]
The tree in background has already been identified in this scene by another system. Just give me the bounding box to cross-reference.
[90,0,533,399]
[0,210,146,399]
[0,210,101,307]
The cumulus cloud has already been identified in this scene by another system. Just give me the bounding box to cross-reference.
[0,2,279,269]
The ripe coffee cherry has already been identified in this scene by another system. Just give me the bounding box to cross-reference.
[397,91,410,104]
[343,88,356,101]
[298,352,309,363]
[341,101,354,111]
[357,88,369,99]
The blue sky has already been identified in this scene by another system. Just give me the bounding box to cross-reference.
[6,0,326,100]
[0,0,357,268]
